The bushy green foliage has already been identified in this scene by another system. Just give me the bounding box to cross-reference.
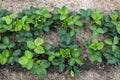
[8,49,21,65]
[92,10,103,25]
[84,40,104,63]
[18,50,34,70]
[105,36,119,52]
[27,38,45,54]
[48,48,84,77]
[89,25,105,38]
[80,8,92,22]
[0,6,120,78]
[0,36,15,49]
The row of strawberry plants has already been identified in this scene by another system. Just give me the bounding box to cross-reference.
[0,6,120,77]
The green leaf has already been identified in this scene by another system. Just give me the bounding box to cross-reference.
[8,42,15,49]
[0,35,1,41]
[2,49,10,57]
[70,30,75,37]
[97,42,104,50]
[34,46,45,54]
[18,56,29,65]
[25,32,33,37]
[2,16,12,24]
[30,64,39,74]
[43,13,52,18]
[104,38,113,45]
[34,38,44,46]
[87,8,92,16]
[69,58,75,66]
[60,15,67,20]
[3,37,9,44]
[108,58,117,64]
[104,53,118,64]
[86,48,94,54]
[0,44,7,49]
[62,6,69,15]
[25,50,33,59]
[8,57,14,64]
[116,24,120,34]
[13,50,21,56]
[112,44,118,52]
[92,10,103,25]
[89,54,96,63]
[90,39,104,51]
[80,9,86,16]
[45,44,51,50]
[96,56,102,62]
[10,14,17,18]
[96,28,105,34]
[93,31,99,39]
[60,48,71,58]
[113,36,119,44]
[75,58,84,65]
[40,60,50,68]
[23,24,30,31]
[0,57,7,65]
[24,60,34,70]
[59,63,65,72]
[89,25,97,31]
[27,41,36,49]
[72,49,80,57]
[52,59,60,66]
[114,50,120,58]
[48,55,55,61]
[38,67,47,77]
[21,16,27,22]
[110,14,118,21]
[70,70,75,77]
[96,19,101,25]
[75,21,83,26]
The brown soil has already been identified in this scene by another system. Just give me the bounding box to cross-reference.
[1,0,120,80]
[0,64,119,80]
[1,0,120,14]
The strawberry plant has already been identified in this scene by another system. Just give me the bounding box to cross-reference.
[0,14,17,33]
[54,6,83,29]
[0,9,11,17]
[16,31,33,42]
[0,36,15,49]
[27,38,45,54]
[2,14,17,25]
[8,50,21,65]
[18,50,34,70]
[84,40,104,63]
[1,6,120,78]
[34,7,52,28]
[92,10,103,25]
[90,39,104,51]
[80,8,92,22]
[104,36,119,52]
[51,57,65,73]
[54,6,69,21]
[48,48,84,76]
[30,60,50,77]
[89,25,105,38]
[11,16,34,31]
[18,6,39,18]
[57,28,78,49]
[111,17,120,34]
[68,48,84,66]
[102,46,120,67]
